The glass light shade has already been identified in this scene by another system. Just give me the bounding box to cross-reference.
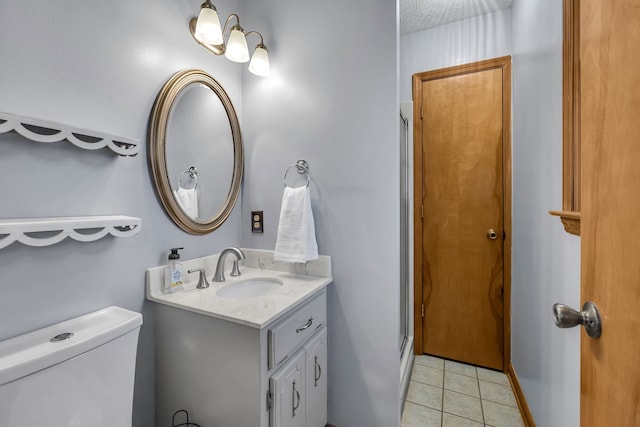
[248,46,270,76]
[195,7,223,45]
[225,29,250,63]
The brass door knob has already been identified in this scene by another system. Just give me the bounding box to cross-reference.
[487,229,498,240]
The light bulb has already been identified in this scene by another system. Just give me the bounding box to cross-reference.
[195,5,223,45]
[248,45,270,76]
[225,28,250,63]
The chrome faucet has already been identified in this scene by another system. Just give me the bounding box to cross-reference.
[213,247,246,282]
[188,268,211,289]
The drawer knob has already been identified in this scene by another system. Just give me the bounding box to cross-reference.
[296,316,314,333]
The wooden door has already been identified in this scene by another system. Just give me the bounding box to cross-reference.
[413,57,511,371]
[580,0,640,425]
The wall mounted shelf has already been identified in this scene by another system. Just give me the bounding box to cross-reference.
[0,215,141,249]
[0,111,140,156]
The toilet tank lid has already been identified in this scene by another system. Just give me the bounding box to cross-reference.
[0,306,142,387]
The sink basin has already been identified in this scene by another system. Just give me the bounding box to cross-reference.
[216,277,283,300]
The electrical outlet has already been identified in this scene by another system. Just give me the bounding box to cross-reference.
[251,210,264,233]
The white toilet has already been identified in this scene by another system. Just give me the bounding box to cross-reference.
[0,306,143,427]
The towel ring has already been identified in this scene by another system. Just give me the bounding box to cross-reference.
[178,166,198,190]
[283,160,310,188]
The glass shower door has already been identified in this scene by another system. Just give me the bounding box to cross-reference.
[399,102,415,405]
[400,110,410,354]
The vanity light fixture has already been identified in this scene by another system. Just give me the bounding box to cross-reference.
[190,0,270,76]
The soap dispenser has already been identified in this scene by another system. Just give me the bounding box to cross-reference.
[164,247,184,293]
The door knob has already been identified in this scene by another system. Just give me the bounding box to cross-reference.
[487,229,498,240]
[552,301,602,338]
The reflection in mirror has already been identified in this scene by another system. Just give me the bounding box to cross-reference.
[149,69,243,235]
[166,83,234,219]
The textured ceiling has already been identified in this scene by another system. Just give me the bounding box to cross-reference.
[400,0,513,35]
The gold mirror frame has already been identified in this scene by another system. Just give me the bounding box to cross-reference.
[148,69,243,235]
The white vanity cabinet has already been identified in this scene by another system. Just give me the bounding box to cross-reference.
[267,288,328,427]
[269,327,327,427]
[153,287,329,427]
[270,348,306,427]
[304,328,328,427]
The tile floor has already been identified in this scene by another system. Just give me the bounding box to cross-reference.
[402,355,525,427]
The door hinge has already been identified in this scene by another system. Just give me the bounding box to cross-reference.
[420,105,424,119]
[421,303,425,318]
[421,205,424,218]
[266,390,273,412]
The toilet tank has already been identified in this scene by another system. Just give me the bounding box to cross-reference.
[0,306,143,427]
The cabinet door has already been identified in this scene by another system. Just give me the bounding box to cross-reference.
[304,327,327,427]
[270,349,306,427]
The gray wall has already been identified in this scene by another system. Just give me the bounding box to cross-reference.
[0,2,247,426]
[241,0,400,425]
[1,2,579,426]
[1,0,401,426]
[401,5,580,424]
[511,0,580,425]
[399,8,512,102]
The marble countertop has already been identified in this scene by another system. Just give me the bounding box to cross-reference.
[146,249,332,329]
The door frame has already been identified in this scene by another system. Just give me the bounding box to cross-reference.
[412,56,512,371]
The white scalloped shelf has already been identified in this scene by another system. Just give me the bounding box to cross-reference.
[0,111,139,156]
[0,216,141,249]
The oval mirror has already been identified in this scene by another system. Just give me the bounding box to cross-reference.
[149,69,243,235]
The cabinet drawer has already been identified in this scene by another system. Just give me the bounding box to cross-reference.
[268,292,326,370]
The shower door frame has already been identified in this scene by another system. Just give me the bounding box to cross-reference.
[399,101,415,406]
[400,106,412,356]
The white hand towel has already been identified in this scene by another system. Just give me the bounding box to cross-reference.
[274,186,318,263]
[173,187,199,219]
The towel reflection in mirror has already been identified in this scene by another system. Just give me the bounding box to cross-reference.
[174,167,199,219]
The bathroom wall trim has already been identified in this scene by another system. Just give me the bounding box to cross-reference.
[507,363,536,426]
